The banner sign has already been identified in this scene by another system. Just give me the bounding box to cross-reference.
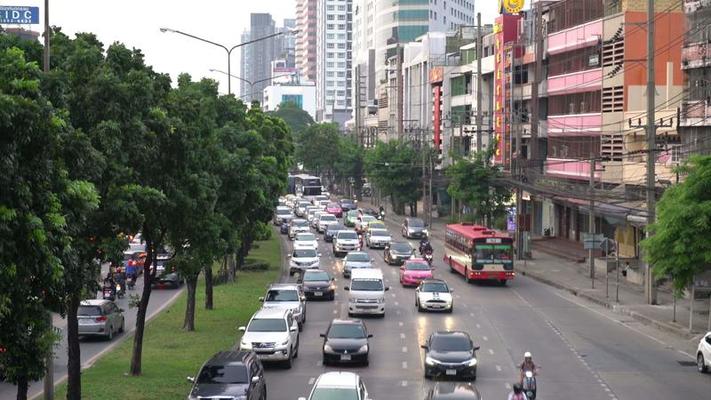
[0,6,39,24]
[499,0,525,14]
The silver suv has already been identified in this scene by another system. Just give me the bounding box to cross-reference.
[333,230,360,257]
[260,283,306,330]
[239,307,300,368]
[78,299,125,340]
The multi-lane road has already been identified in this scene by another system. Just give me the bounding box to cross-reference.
[267,216,710,400]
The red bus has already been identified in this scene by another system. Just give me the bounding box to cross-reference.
[443,223,515,285]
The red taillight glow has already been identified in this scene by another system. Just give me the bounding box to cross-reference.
[95,316,107,322]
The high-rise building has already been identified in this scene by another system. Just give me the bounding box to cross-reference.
[296,0,318,82]
[239,13,277,103]
[316,0,353,126]
[239,29,252,101]
[277,18,297,68]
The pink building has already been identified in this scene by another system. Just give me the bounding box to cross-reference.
[296,0,317,83]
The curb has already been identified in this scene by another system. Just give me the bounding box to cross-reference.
[521,270,695,340]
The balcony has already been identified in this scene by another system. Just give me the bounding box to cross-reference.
[547,19,602,56]
[547,68,602,95]
[681,100,711,126]
[545,158,600,180]
[682,43,711,70]
[547,113,602,137]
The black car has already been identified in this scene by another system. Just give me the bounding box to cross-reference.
[339,199,357,212]
[188,350,266,400]
[324,223,346,243]
[280,221,289,234]
[384,241,415,265]
[152,253,183,289]
[298,269,336,300]
[402,217,428,239]
[320,319,372,366]
[425,382,482,400]
[362,207,379,217]
[422,331,479,380]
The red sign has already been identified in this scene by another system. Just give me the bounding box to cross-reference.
[433,85,442,150]
[429,67,444,83]
[493,14,521,165]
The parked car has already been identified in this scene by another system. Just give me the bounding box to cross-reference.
[344,210,360,227]
[298,372,371,400]
[366,228,392,249]
[416,279,453,313]
[298,269,336,300]
[342,251,373,279]
[260,283,306,329]
[187,351,266,400]
[325,202,344,218]
[400,258,434,287]
[294,232,319,250]
[273,206,293,225]
[697,331,711,373]
[321,319,372,366]
[77,299,124,340]
[324,223,346,243]
[239,308,299,368]
[425,382,482,400]
[402,217,428,239]
[384,241,415,265]
[317,213,339,233]
[288,218,310,239]
[422,331,479,380]
[339,199,357,212]
[288,248,321,276]
[333,230,361,257]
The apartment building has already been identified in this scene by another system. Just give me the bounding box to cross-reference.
[296,0,318,82]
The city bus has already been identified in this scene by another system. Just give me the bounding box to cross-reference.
[287,174,296,195]
[294,174,322,198]
[443,223,515,285]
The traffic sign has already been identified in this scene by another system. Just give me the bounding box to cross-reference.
[0,6,39,24]
[582,233,605,250]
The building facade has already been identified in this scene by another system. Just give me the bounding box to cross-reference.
[296,0,319,82]
[262,83,317,119]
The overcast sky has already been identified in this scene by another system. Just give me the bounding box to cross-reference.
[14,0,501,95]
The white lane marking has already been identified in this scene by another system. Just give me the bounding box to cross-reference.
[396,310,401,315]
[308,377,315,385]
[402,346,408,353]
[496,365,502,372]
[482,336,488,341]
[400,333,406,339]
[398,321,404,327]
[394,301,399,306]
[488,349,494,355]
[333,309,338,314]
[402,361,408,369]
[476,323,481,329]
[401,380,408,387]
[505,383,512,390]
[391,293,397,298]
[316,361,322,366]
[470,312,475,317]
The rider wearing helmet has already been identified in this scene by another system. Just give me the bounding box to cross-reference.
[507,383,528,400]
[419,237,433,255]
[519,352,537,383]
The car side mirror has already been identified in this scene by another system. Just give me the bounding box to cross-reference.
[385,286,391,291]
[187,376,195,383]
[420,344,428,349]
[287,254,292,258]
[299,397,307,400]
[251,376,260,383]
[119,308,125,313]
[320,333,326,337]
[238,326,246,332]
[344,286,350,291]
[290,326,298,332]
[450,289,454,293]
[474,346,481,351]
[368,333,373,338]
[258,297,265,302]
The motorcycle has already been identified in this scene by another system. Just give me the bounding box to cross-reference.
[127,275,136,290]
[423,252,434,266]
[102,283,115,301]
[115,283,125,299]
[522,370,537,400]
[377,210,385,220]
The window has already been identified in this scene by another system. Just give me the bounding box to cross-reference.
[326,90,335,96]
[337,90,345,96]
[327,52,335,58]
[326,33,334,39]
[547,136,600,159]
[337,62,346,67]
[338,14,345,20]
[338,52,346,58]
[338,4,345,10]
[326,62,334,68]
[327,43,335,49]
[327,24,335,29]
[337,71,345,77]
[338,24,345,30]
[327,14,335,20]
[337,43,346,49]
[547,0,604,34]
[548,47,602,77]
[548,91,602,115]
[327,71,334,77]
[327,4,334,10]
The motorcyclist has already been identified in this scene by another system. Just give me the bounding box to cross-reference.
[507,383,528,400]
[103,272,116,298]
[519,352,537,383]
[419,238,433,255]
[378,205,385,219]
[114,268,126,296]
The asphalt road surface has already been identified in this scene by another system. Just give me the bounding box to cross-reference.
[0,274,184,400]
[267,218,710,400]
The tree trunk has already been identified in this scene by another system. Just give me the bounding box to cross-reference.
[228,253,237,281]
[16,376,28,400]
[237,234,253,270]
[130,239,155,376]
[183,275,198,331]
[66,294,82,400]
[204,264,214,310]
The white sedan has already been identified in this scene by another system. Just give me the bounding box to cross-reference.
[294,233,319,250]
[698,331,711,373]
[415,279,453,313]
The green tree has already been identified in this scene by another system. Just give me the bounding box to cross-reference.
[294,122,340,184]
[364,141,422,215]
[446,145,509,224]
[268,100,313,134]
[642,156,711,292]
[334,136,365,199]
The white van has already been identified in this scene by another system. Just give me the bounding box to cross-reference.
[345,269,389,317]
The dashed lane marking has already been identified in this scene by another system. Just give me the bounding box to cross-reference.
[402,346,407,353]
[402,361,408,369]
[400,333,406,339]
[394,301,399,306]
[401,381,408,387]
[488,349,494,355]
[496,365,502,372]
[482,336,488,341]
[308,377,315,385]
[398,321,404,327]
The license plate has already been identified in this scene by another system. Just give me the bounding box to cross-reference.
[341,354,351,361]
[314,291,323,296]
[445,369,457,375]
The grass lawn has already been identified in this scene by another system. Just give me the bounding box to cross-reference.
[56,233,283,400]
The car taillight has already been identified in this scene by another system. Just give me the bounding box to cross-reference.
[128,260,135,266]
[95,316,107,322]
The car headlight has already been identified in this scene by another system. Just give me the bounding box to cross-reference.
[279,339,290,346]
[240,340,251,349]
[377,298,385,304]
[348,297,356,303]
[324,344,334,352]
[425,356,438,365]
[329,283,336,290]
[423,229,428,234]
[466,357,478,367]
[358,344,369,353]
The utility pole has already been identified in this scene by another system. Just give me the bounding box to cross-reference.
[476,12,483,153]
[589,157,596,288]
[43,0,49,72]
[355,65,362,145]
[645,0,657,304]
[422,128,427,219]
[530,1,543,168]
[397,46,404,140]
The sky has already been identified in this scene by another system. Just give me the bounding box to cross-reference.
[12,0,501,95]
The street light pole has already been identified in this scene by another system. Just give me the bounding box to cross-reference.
[209,69,295,101]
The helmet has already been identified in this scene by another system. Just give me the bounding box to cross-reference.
[513,383,523,394]
[524,351,532,359]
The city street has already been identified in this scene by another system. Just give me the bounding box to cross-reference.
[266,218,710,400]
[0,277,184,400]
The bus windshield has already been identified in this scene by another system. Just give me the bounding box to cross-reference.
[474,244,513,262]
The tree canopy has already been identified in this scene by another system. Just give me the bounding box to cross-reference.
[364,140,422,214]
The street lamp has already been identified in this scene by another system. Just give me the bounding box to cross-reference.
[160,27,299,95]
[208,69,296,101]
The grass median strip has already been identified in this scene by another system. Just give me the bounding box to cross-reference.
[56,234,282,400]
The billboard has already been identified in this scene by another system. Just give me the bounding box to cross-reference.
[499,0,525,14]
[0,6,39,24]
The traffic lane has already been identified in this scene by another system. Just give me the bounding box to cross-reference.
[0,278,183,400]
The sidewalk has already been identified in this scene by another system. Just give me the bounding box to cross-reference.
[360,198,710,340]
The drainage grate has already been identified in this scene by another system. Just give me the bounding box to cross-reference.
[677,360,697,367]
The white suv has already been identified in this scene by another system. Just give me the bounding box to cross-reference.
[260,283,306,330]
[289,248,321,275]
[239,307,299,368]
[317,214,339,233]
[299,372,371,400]
[697,331,711,373]
[333,230,360,257]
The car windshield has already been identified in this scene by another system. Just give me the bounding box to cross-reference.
[197,365,248,384]
[328,203,340,209]
[351,279,383,291]
[265,289,299,301]
[293,249,317,258]
[347,210,359,217]
[78,306,102,316]
[276,209,291,215]
[370,230,389,237]
[304,271,330,282]
[431,335,472,352]
[408,219,425,227]
[248,318,287,332]
[421,282,449,292]
[338,232,358,240]
[310,388,359,400]
[361,215,375,222]
[328,225,345,232]
[296,233,316,241]
[341,200,355,206]
[346,253,369,262]
[391,243,412,253]
[406,262,430,271]
[293,220,309,227]
[328,323,366,338]
[320,215,337,221]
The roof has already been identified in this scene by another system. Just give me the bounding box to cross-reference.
[446,223,511,240]
[351,268,383,279]
[80,299,110,306]
[268,283,301,290]
[314,371,359,388]
[330,318,364,326]
[205,351,250,366]
[252,307,290,319]
[420,278,447,284]
[432,330,471,339]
